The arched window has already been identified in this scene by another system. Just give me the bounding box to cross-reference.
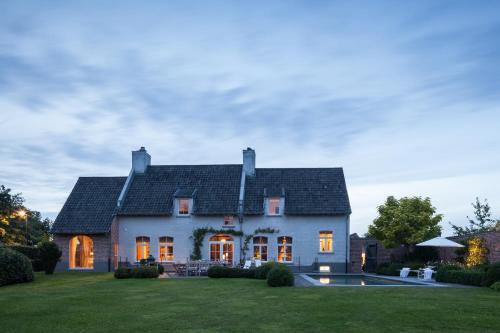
[159,236,174,261]
[69,235,94,269]
[319,231,333,253]
[136,236,150,261]
[277,236,293,263]
[209,234,233,264]
[253,236,268,261]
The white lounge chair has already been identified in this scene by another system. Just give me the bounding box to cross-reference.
[399,267,410,278]
[422,268,434,280]
[243,260,252,269]
[255,259,262,268]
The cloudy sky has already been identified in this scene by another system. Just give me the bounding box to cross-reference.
[1,1,499,235]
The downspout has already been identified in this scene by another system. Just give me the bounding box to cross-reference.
[238,167,246,261]
[346,214,351,273]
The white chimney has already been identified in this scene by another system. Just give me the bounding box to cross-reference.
[132,146,151,173]
[243,147,255,176]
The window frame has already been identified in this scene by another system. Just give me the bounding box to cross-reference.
[277,236,293,263]
[158,236,174,262]
[253,236,268,261]
[319,231,334,253]
[177,198,190,216]
[135,236,150,262]
[267,197,281,216]
[223,215,235,227]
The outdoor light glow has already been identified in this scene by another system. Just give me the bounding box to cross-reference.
[17,209,27,218]
[319,265,330,272]
[319,278,330,284]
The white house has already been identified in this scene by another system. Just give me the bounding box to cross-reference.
[52,147,352,273]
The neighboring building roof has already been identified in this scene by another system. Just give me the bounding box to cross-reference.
[51,177,126,234]
[117,165,242,216]
[244,168,351,215]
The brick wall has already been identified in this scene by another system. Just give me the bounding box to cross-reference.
[54,233,112,272]
[446,231,500,264]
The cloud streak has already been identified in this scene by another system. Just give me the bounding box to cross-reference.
[1,1,499,235]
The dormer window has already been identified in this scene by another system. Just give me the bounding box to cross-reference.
[268,197,281,216]
[178,199,190,216]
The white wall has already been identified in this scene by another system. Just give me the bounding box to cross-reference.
[117,213,349,267]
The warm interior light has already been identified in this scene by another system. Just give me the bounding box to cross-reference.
[319,278,330,284]
[319,265,330,272]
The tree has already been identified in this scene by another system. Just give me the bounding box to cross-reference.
[0,185,51,245]
[450,197,497,236]
[367,196,442,249]
[39,241,62,274]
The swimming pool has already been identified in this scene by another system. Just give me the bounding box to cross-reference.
[303,274,429,286]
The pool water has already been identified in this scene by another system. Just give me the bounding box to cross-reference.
[306,274,422,286]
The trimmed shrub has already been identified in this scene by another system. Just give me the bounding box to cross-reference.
[208,265,230,278]
[376,263,404,276]
[267,264,294,287]
[157,264,165,275]
[7,245,40,259]
[482,262,500,287]
[132,266,159,278]
[114,267,132,279]
[0,247,34,286]
[435,268,485,286]
[31,259,44,272]
[39,241,62,275]
[490,281,500,292]
[254,262,281,279]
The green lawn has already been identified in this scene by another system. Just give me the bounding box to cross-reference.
[0,273,499,333]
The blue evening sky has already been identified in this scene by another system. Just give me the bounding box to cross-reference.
[1,1,499,235]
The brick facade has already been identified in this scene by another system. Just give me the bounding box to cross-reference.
[445,231,500,264]
[54,233,112,272]
[349,234,406,273]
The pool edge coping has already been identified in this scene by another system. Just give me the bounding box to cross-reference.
[299,273,447,287]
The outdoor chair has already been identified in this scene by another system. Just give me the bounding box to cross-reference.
[255,259,262,268]
[399,267,410,278]
[243,260,252,269]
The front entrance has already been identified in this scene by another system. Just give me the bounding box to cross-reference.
[209,234,234,265]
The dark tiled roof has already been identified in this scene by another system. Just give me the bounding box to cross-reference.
[51,177,126,234]
[244,168,351,215]
[118,165,242,216]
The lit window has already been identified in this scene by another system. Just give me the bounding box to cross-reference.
[277,236,293,262]
[253,236,268,261]
[69,235,94,269]
[159,236,174,261]
[223,215,234,226]
[319,231,333,253]
[209,234,234,264]
[178,199,189,215]
[268,198,281,215]
[136,236,150,261]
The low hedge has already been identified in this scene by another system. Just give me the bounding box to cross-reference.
[435,268,485,286]
[0,247,34,286]
[267,264,294,287]
[114,266,159,279]
[207,266,256,278]
[7,245,40,260]
[376,263,404,276]
[482,262,500,287]
[490,281,500,292]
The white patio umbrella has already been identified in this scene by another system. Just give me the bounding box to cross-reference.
[417,237,464,262]
[416,237,464,248]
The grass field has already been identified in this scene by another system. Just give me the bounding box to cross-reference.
[0,272,499,333]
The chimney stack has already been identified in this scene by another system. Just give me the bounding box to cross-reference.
[132,146,151,173]
[243,147,255,176]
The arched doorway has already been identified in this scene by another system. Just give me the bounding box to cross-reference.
[69,235,94,269]
[209,234,233,264]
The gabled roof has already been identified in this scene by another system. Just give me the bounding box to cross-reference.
[118,165,242,216]
[51,177,126,234]
[244,168,351,215]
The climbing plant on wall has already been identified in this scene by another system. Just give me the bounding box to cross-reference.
[190,227,243,260]
[190,227,279,260]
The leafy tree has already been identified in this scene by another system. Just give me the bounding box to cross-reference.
[367,196,442,249]
[450,197,497,236]
[0,185,51,245]
[39,241,62,274]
